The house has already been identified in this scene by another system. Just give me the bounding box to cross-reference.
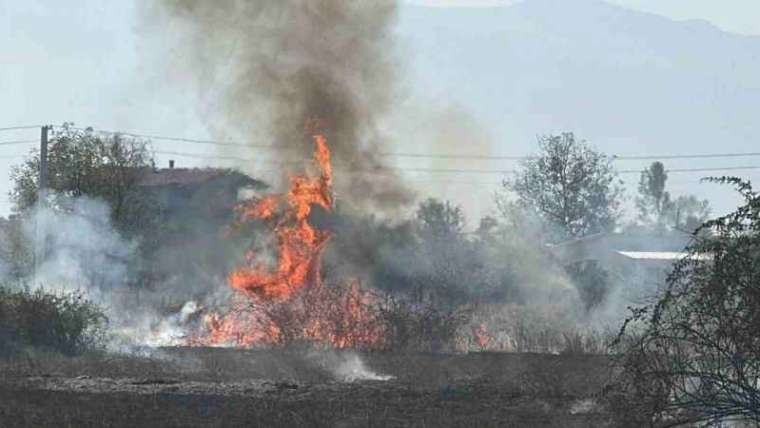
[138,161,267,227]
[547,232,692,267]
[547,231,695,293]
[134,162,268,292]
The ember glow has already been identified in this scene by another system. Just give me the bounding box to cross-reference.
[191,123,384,349]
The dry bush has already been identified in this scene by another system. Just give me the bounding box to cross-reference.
[251,282,474,353]
[560,330,613,356]
[376,295,472,352]
[467,304,613,354]
[612,179,760,426]
[260,280,385,350]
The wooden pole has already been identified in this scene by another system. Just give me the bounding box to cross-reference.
[39,125,49,195]
[34,125,50,284]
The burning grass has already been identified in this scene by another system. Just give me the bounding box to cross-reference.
[191,124,382,349]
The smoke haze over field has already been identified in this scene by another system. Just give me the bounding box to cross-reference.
[140,0,414,212]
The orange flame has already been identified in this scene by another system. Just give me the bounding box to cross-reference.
[193,123,385,349]
[473,323,492,350]
[228,133,333,301]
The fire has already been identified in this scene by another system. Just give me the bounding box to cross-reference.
[473,323,492,350]
[188,123,495,352]
[228,132,333,301]
[192,122,384,349]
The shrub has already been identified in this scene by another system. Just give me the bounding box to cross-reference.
[377,296,472,352]
[0,286,107,355]
[613,178,760,426]
[261,280,385,350]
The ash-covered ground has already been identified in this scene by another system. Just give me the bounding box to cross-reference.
[0,348,615,427]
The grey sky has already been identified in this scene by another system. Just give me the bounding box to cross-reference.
[1,0,758,224]
[411,0,760,35]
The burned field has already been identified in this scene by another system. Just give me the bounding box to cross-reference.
[0,348,614,427]
[3,1,760,427]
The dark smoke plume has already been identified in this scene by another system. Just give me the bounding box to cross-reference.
[141,0,413,211]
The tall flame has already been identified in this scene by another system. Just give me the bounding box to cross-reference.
[191,123,384,349]
[228,133,333,301]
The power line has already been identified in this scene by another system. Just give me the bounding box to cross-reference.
[20,124,760,166]
[152,149,760,176]
[53,124,760,162]
[153,150,301,165]
[392,152,760,161]
[628,166,760,174]
[65,126,269,148]
[393,166,760,175]
[613,153,760,160]
[0,139,37,146]
[380,152,527,160]
[0,125,43,132]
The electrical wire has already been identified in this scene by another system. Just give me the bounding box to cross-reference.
[150,150,760,176]
[53,125,760,162]
[0,140,37,146]
[0,125,43,132]
[65,126,269,148]
[613,153,760,160]
[0,124,748,176]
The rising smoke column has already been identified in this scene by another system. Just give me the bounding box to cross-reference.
[141,0,413,211]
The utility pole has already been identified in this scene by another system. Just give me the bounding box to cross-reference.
[39,125,49,194]
[34,125,50,284]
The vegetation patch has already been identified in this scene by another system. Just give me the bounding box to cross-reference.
[0,286,107,356]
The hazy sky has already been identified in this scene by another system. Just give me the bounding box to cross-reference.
[1,0,758,224]
[411,0,760,35]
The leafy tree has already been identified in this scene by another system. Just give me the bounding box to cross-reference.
[505,132,623,241]
[415,198,465,240]
[636,161,671,227]
[614,177,760,426]
[9,123,156,237]
[412,199,486,306]
[504,133,623,310]
[634,161,710,233]
[667,194,711,233]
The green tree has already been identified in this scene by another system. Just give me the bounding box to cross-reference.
[636,161,671,227]
[413,199,478,306]
[614,178,760,426]
[505,133,623,310]
[667,194,711,233]
[505,132,623,241]
[9,123,156,236]
[415,198,465,240]
[634,161,710,233]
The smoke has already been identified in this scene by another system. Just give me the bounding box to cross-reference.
[307,350,393,382]
[14,197,211,352]
[24,197,135,297]
[140,0,414,212]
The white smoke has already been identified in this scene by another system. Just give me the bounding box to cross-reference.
[308,350,394,382]
[17,196,204,352]
[24,196,134,297]
[332,353,394,382]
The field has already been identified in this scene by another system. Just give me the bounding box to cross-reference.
[0,348,616,427]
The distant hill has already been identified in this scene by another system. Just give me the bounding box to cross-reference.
[396,0,760,156]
